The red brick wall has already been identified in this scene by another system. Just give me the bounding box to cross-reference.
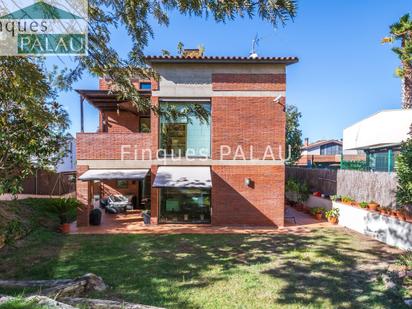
[211,96,286,160]
[212,74,286,91]
[77,133,152,160]
[97,180,138,198]
[76,165,90,227]
[99,78,157,91]
[103,111,139,133]
[211,165,285,227]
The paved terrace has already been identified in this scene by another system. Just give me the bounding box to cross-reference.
[70,206,335,234]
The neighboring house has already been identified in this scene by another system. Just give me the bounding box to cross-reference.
[75,52,298,227]
[56,135,76,173]
[343,109,412,172]
[297,138,363,168]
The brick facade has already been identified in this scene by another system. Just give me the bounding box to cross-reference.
[211,96,286,160]
[211,165,285,226]
[77,132,151,160]
[78,64,290,228]
[212,74,286,91]
[76,165,90,226]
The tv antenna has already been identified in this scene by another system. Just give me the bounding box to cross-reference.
[249,33,261,58]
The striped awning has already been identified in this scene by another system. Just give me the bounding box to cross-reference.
[79,169,149,181]
[153,166,212,188]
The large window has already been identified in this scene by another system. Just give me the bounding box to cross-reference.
[320,143,342,155]
[159,188,211,223]
[159,102,211,157]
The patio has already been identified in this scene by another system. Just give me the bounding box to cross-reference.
[69,206,333,234]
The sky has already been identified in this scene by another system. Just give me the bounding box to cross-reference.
[54,0,411,142]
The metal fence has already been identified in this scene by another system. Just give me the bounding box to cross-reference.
[286,167,398,207]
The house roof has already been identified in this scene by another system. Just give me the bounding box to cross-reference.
[145,55,299,65]
[302,140,342,150]
[343,109,412,150]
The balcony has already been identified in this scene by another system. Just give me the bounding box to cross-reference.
[77,133,152,161]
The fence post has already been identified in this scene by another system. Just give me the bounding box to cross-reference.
[387,149,393,172]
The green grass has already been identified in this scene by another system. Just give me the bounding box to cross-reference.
[0,228,406,309]
[0,298,47,309]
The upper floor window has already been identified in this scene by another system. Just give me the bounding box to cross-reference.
[320,144,342,155]
[159,102,211,158]
[139,82,152,90]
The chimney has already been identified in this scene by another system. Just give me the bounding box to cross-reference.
[182,48,204,58]
[304,138,309,147]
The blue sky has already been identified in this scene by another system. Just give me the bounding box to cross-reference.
[55,0,410,142]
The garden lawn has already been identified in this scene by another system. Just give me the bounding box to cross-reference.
[0,228,406,309]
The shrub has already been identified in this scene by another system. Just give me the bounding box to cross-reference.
[396,134,412,206]
[286,178,310,203]
[46,198,79,224]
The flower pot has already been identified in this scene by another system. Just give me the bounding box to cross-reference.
[328,217,338,224]
[368,203,379,211]
[315,213,322,221]
[60,223,70,234]
[397,213,407,221]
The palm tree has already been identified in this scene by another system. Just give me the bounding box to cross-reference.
[383,14,412,109]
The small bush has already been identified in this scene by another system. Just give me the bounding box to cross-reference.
[325,208,339,219]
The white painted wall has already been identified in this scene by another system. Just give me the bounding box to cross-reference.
[56,138,76,173]
[343,109,412,150]
[333,201,412,250]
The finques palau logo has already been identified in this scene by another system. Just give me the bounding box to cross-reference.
[0,0,88,55]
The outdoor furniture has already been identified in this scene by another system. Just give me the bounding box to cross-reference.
[106,195,132,213]
[285,208,296,224]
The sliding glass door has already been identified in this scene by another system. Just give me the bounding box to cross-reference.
[159,188,211,224]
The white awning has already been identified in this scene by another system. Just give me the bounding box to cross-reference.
[79,169,149,181]
[153,166,212,188]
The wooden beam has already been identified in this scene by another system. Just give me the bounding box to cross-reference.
[80,96,85,133]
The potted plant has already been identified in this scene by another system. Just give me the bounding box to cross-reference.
[396,207,407,221]
[380,207,390,216]
[330,195,342,202]
[48,198,79,234]
[341,196,354,206]
[310,207,324,220]
[142,209,151,224]
[368,201,379,211]
[359,202,368,209]
[325,208,339,224]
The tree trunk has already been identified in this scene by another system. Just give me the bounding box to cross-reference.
[402,62,412,109]
[60,297,165,309]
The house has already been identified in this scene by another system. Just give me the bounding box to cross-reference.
[297,138,363,168]
[75,52,298,227]
[56,135,76,173]
[343,109,412,172]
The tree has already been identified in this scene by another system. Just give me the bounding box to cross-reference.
[65,0,297,112]
[0,58,70,194]
[285,104,302,165]
[0,1,297,193]
[396,126,412,206]
[383,14,412,109]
